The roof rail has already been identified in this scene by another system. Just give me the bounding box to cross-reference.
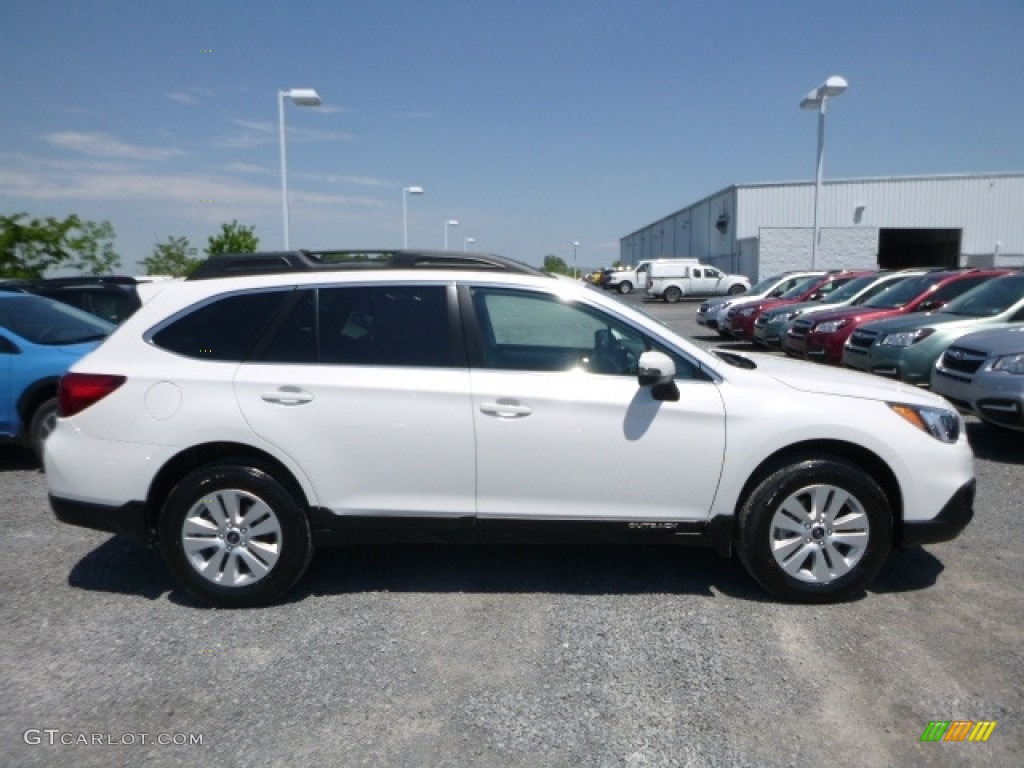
[186,249,548,280]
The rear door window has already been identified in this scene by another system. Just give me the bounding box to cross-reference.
[258,285,455,367]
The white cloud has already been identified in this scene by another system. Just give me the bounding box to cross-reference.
[219,119,354,148]
[166,87,216,106]
[222,162,271,174]
[292,172,391,188]
[44,131,186,161]
[0,153,385,211]
[167,92,197,105]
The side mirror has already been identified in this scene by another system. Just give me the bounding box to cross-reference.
[916,300,944,312]
[637,351,680,401]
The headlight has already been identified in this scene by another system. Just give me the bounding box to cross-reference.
[889,403,961,443]
[992,353,1024,374]
[784,310,801,320]
[739,307,758,317]
[881,329,934,347]
[814,319,848,334]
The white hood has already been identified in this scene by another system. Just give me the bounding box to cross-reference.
[721,351,947,407]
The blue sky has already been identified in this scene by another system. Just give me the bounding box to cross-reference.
[2,0,1023,271]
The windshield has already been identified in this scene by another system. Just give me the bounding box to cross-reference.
[0,294,115,345]
[862,273,948,309]
[817,274,877,304]
[748,273,791,294]
[780,276,824,299]
[939,274,1024,317]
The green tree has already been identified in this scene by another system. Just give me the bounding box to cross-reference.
[142,235,201,277]
[0,213,121,279]
[206,220,259,256]
[543,254,571,275]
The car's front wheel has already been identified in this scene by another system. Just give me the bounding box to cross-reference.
[158,461,313,608]
[736,456,892,603]
[617,281,633,294]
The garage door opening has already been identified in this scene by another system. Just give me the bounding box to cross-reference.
[877,228,962,269]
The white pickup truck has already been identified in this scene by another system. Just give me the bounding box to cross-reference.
[646,262,750,303]
[605,258,698,294]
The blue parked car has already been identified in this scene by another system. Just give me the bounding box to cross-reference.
[0,292,114,458]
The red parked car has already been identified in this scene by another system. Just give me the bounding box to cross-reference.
[789,269,1012,363]
[720,270,872,341]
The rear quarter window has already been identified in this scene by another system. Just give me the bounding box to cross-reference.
[150,290,290,361]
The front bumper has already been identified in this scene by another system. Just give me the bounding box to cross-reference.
[898,479,975,547]
[844,345,933,384]
[753,321,786,349]
[933,367,1024,431]
[804,335,844,364]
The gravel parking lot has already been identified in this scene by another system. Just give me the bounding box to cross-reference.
[3,292,1021,767]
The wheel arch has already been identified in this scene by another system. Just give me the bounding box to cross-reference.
[143,441,312,543]
[732,438,903,538]
[17,376,60,434]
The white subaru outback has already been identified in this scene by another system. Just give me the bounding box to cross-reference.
[46,250,975,607]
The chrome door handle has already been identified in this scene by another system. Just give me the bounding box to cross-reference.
[479,399,532,418]
[260,387,314,405]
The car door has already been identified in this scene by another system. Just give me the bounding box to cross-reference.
[698,267,723,294]
[234,283,476,518]
[464,285,726,522]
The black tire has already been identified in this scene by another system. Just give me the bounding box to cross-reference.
[727,284,746,295]
[29,397,58,461]
[735,456,892,603]
[158,461,313,608]
[617,281,633,295]
[663,286,682,303]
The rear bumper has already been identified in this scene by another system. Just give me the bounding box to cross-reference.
[50,495,151,543]
[898,479,975,548]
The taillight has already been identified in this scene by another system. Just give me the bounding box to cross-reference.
[58,373,126,417]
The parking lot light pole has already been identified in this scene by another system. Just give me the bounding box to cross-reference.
[444,219,458,251]
[800,76,847,269]
[572,240,580,279]
[402,186,424,248]
[463,236,476,252]
[279,88,322,250]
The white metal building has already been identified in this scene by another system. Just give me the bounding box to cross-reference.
[620,172,1024,281]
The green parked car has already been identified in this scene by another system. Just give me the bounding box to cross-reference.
[841,272,1024,384]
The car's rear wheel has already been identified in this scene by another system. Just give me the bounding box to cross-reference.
[736,456,892,603]
[728,284,746,295]
[663,286,682,303]
[29,397,58,461]
[617,281,633,294]
[158,461,313,608]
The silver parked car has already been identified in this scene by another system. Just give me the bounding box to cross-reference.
[696,271,823,335]
[931,325,1024,432]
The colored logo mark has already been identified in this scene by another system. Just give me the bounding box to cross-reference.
[920,720,997,742]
